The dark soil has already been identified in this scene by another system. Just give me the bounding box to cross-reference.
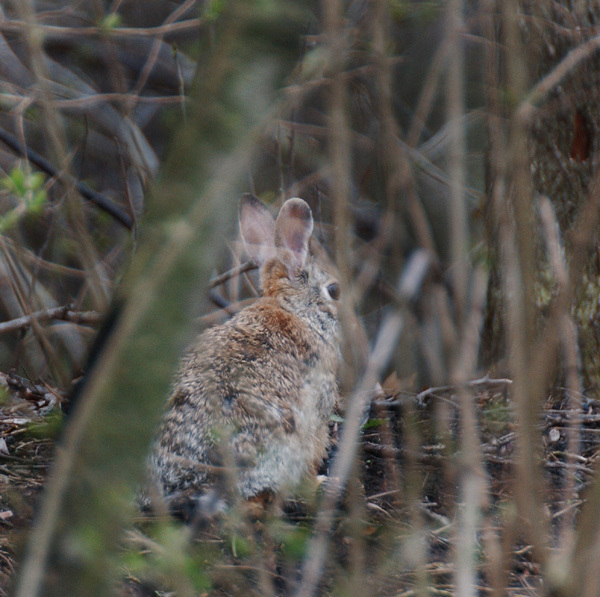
[0,372,597,596]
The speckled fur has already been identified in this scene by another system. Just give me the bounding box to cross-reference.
[149,196,341,504]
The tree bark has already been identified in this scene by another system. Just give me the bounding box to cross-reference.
[483,1,600,390]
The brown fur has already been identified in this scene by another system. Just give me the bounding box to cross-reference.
[148,196,344,509]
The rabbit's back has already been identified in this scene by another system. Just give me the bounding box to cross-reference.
[151,295,339,500]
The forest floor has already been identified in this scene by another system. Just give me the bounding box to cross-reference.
[0,372,58,594]
[0,372,595,595]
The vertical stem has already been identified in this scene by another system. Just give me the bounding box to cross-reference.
[12,0,109,311]
[323,0,368,394]
[499,0,550,573]
[323,0,351,283]
[452,271,489,597]
[445,2,489,594]
[446,0,468,321]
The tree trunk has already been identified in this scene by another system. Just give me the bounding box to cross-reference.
[483,1,600,390]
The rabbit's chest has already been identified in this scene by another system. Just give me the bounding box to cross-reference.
[293,366,337,436]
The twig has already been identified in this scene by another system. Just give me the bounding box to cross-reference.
[196,298,256,327]
[552,500,584,521]
[539,196,584,545]
[0,237,87,278]
[48,94,188,108]
[131,0,197,99]
[412,376,513,406]
[207,291,231,311]
[323,0,351,282]
[371,375,513,408]
[446,0,468,320]
[12,0,112,310]
[0,126,133,229]
[451,265,489,597]
[406,32,451,149]
[0,305,102,334]
[0,371,63,411]
[0,90,187,109]
[0,18,205,38]
[544,461,594,475]
[516,33,600,123]
[208,261,257,289]
[486,0,552,577]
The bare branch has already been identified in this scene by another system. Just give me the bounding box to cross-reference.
[0,306,102,335]
[0,126,133,229]
[208,261,257,289]
[0,18,206,39]
[517,34,600,123]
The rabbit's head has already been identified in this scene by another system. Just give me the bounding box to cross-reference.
[239,194,341,330]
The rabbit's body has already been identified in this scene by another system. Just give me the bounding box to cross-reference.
[149,196,342,507]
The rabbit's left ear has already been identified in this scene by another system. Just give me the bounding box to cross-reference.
[275,198,313,275]
[239,194,277,265]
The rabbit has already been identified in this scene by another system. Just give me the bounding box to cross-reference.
[148,194,343,514]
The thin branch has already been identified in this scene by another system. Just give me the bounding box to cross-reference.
[208,261,257,289]
[49,94,188,107]
[0,126,133,229]
[131,0,197,99]
[15,0,111,310]
[517,33,600,123]
[539,197,583,549]
[453,269,490,597]
[0,18,205,38]
[0,306,102,334]
[0,371,63,410]
[383,376,513,408]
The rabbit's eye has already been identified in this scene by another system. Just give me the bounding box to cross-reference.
[326,282,341,301]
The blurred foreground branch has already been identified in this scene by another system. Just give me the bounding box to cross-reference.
[13,2,305,595]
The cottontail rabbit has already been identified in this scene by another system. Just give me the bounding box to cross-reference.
[149,194,342,513]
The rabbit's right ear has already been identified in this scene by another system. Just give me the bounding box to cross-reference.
[239,194,276,265]
[274,198,313,275]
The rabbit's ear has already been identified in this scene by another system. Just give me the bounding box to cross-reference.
[239,194,276,265]
[274,198,314,274]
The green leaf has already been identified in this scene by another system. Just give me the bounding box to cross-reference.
[362,417,388,430]
[205,0,225,21]
[28,171,45,190]
[0,208,23,233]
[100,13,121,31]
[183,557,211,592]
[27,190,47,214]
[9,167,26,195]
[0,167,47,200]
[280,525,310,560]
[228,534,253,558]
[23,410,64,440]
